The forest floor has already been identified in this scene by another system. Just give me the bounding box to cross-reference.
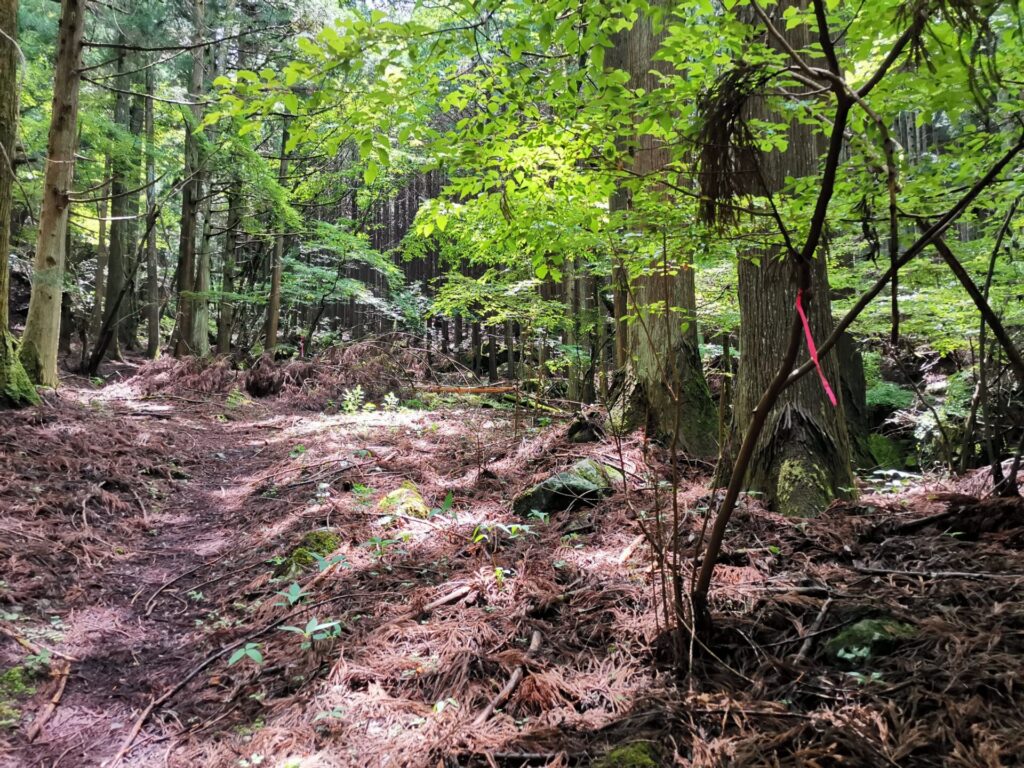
[1,351,1023,768]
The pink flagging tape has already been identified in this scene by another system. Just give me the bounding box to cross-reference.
[795,288,838,407]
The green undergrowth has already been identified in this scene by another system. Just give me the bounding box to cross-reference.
[0,664,37,729]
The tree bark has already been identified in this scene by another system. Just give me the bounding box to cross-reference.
[19,0,85,387]
[145,66,160,357]
[264,118,290,352]
[173,0,205,357]
[101,43,133,361]
[0,0,38,405]
[607,1,717,456]
[723,1,853,516]
[218,181,241,354]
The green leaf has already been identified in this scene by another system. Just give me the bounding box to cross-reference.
[364,161,379,186]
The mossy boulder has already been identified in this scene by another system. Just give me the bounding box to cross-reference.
[378,481,429,519]
[276,529,340,575]
[512,458,622,518]
[593,741,660,768]
[825,617,916,665]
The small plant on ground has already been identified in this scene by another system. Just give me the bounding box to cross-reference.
[280,617,342,650]
[383,391,401,412]
[228,643,264,667]
[342,385,365,413]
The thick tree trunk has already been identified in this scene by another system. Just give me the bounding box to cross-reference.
[607,2,717,456]
[174,0,205,357]
[19,0,85,387]
[725,2,853,516]
[0,0,38,405]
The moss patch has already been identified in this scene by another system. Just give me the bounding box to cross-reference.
[867,433,907,469]
[378,481,429,519]
[825,618,916,665]
[775,457,831,517]
[276,529,340,574]
[593,741,659,768]
[0,332,40,407]
[0,665,36,729]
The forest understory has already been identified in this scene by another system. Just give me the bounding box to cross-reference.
[1,350,1022,768]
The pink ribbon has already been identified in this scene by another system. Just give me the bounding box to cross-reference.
[795,288,838,407]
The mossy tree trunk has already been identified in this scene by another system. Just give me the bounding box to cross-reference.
[724,2,853,515]
[19,0,85,387]
[607,1,717,457]
[0,0,38,406]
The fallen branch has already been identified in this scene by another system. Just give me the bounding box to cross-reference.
[793,598,833,665]
[26,660,70,742]
[473,629,543,726]
[0,623,79,662]
[853,565,1024,581]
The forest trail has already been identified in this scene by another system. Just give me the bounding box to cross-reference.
[2,361,1024,767]
[1,372,304,767]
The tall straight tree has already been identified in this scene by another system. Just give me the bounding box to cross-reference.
[608,1,717,456]
[723,1,853,516]
[174,0,205,357]
[19,0,85,386]
[264,118,290,352]
[0,0,38,405]
[100,42,135,361]
[144,65,160,357]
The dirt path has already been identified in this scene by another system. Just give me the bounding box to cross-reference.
[1,389,290,767]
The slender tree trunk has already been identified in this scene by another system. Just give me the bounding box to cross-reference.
[87,156,110,356]
[0,0,37,405]
[218,182,241,354]
[19,0,85,387]
[101,44,132,361]
[189,195,212,356]
[264,119,290,352]
[607,2,717,456]
[174,0,205,357]
[145,66,159,357]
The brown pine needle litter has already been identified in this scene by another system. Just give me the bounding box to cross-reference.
[1,355,1023,767]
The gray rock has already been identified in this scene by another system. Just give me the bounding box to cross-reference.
[512,458,622,518]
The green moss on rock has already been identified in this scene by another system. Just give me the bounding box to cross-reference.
[512,459,621,518]
[593,741,660,768]
[867,433,906,469]
[378,481,429,518]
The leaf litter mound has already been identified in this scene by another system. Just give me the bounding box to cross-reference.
[1,362,1023,767]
